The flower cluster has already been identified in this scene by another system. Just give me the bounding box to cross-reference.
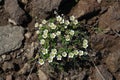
[35,15,89,65]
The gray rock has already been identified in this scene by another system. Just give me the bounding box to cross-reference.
[0,25,24,55]
[0,77,4,80]
[4,0,28,25]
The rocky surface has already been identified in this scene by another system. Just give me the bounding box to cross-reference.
[99,2,120,32]
[69,0,100,19]
[89,65,113,80]
[4,0,28,25]
[0,0,120,80]
[27,0,62,20]
[0,25,24,55]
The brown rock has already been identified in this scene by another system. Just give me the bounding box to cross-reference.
[91,33,120,73]
[4,0,28,25]
[38,69,48,80]
[105,41,120,72]
[2,62,14,71]
[99,2,120,32]
[27,73,39,80]
[15,75,26,80]
[27,0,62,20]
[89,65,113,80]
[6,75,12,80]
[114,72,120,80]
[69,0,100,18]
[18,63,30,74]
[70,71,86,80]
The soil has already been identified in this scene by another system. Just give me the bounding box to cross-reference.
[0,0,120,80]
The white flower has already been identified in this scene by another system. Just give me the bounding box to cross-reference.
[70,16,75,21]
[38,59,44,65]
[40,39,45,45]
[48,23,57,29]
[83,39,88,48]
[43,29,48,34]
[39,24,43,29]
[62,52,67,57]
[50,33,56,39]
[69,30,74,36]
[60,19,64,24]
[84,52,88,55]
[42,34,48,39]
[35,22,39,27]
[73,20,78,25]
[83,39,88,44]
[65,20,70,25]
[79,50,84,56]
[74,50,79,55]
[48,57,53,63]
[42,20,47,24]
[57,55,62,60]
[51,49,57,54]
[56,15,62,22]
[68,52,74,58]
[42,48,48,55]
[36,30,40,34]
[50,53,56,58]
[65,35,70,41]
[64,26,67,29]
[56,31,61,36]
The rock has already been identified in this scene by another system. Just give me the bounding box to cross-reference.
[70,71,86,80]
[4,0,28,25]
[91,33,120,73]
[115,72,120,80]
[15,75,26,80]
[99,2,120,32]
[97,0,102,3]
[0,25,24,55]
[1,54,11,61]
[89,65,113,80]
[28,0,62,19]
[25,42,39,59]
[2,62,14,71]
[27,73,39,80]
[105,42,120,72]
[20,0,28,4]
[0,77,4,80]
[38,69,48,80]
[18,63,30,74]
[69,0,100,19]
[0,7,9,26]
[6,75,13,80]
[25,32,32,39]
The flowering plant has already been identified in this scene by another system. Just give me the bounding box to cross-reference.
[35,15,89,66]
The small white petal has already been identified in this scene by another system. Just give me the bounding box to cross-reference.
[35,22,39,27]
[40,39,45,45]
[57,55,62,60]
[42,20,47,24]
[38,59,44,65]
[36,30,40,34]
[70,16,75,21]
